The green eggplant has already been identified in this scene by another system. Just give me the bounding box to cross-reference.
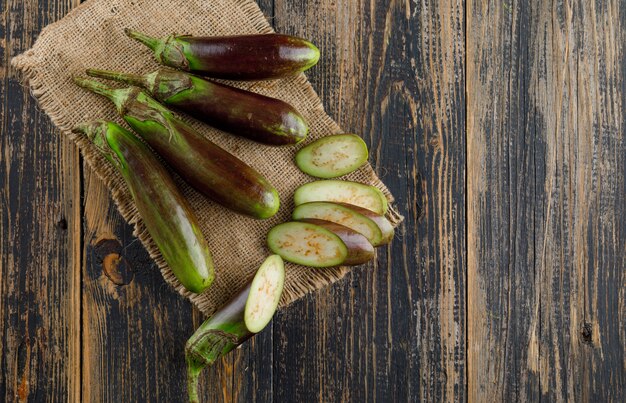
[73,121,215,293]
[125,29,320,80]
[186,255,285,402]
[74,77,280,219]
[85,68,308,145]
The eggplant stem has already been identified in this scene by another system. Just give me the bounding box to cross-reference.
[73,76,116,98]
[72,122,108,145]
[186,355,203,403]
[86,69,146,88]
[125,28,160,51]
[72,122,93,137]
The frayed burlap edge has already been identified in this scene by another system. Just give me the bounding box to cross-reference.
[11,0,404,317]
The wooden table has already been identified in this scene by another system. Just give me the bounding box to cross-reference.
[2,0,624,401]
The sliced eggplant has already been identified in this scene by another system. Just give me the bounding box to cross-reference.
[298,218,374,265]
[292,202,384,246]
[335,202,394,244]
[186,255,285,402]
[267,221,348,267]
[293,180,388,215]
[295,134,368,178]
[244,255,285,332]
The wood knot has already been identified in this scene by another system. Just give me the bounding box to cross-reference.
[102,253,132,285]
[56,218,67,230]
[429,136,441,150]
[580,321,593,344]
[94,238,134,285]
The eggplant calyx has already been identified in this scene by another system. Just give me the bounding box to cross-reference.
[159,35,189,70]
[153,69,194,101]
[73,121,124,171]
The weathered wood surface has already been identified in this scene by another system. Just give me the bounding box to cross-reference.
[467,0,625,401]
[267,0,465,402]
[0,0,624,403]
[1,0,82,401]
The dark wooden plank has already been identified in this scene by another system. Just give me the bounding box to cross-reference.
[466,0,538,399]
[0,0,82,401]
[467,0,626,401]
[530,1,626,400]
[272,0,465,402]
[79,173,197,402]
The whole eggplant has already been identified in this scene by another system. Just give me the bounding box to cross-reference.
[85,68,308,145]
[74,77,280,219]
[125,29,320,80]
[74,121,215,293]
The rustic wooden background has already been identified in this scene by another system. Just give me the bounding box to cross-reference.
[1,0,624,401]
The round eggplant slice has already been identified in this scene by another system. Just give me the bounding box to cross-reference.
[267,221,348,267]
[295,134,368,178]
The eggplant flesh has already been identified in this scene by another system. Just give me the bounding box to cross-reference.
[294,180,388,215]
[334,202,394,245]
[267,221,348,267]
[292,201,384,246]
[295,134,368,178]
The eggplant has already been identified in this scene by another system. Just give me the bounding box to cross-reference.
[267,221,348,267]
[74,77,279,219]
[186,255,285,402]
[125,29,320,80]
[84,68,308,145]
[295,134,369,178]
[297,218,374,265]
[294,180,388,215]
[73,121,215,293]
[292,201,384,246]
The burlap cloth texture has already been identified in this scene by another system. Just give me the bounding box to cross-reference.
[11,0,403,316]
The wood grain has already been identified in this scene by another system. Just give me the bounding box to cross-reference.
[2,0,626,401]
[467,0,626,401]
[0,0,82,402]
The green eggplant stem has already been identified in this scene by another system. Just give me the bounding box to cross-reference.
[186,355,204,403]
[185,325,246,402]
[185,285,251,401]
[125,28,160,51]
[86,69,146,88]
[73,77,133,113]
[73,76,116,98]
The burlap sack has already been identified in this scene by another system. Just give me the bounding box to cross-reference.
[11,0,402,316]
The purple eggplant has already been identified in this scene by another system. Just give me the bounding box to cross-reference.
[125,29,320,80]
[74,77,280,219]
[85,68,308,145]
